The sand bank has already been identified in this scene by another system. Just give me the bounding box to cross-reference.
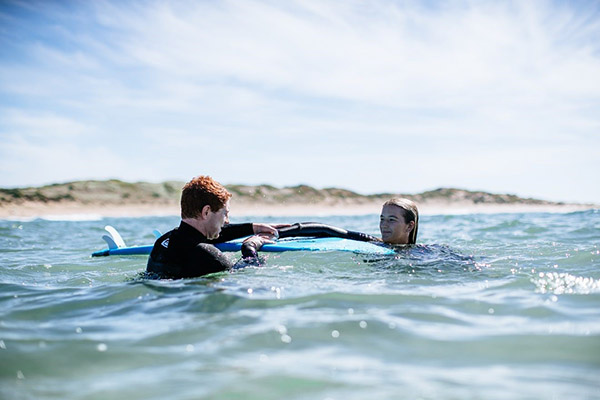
[0,200,595,220]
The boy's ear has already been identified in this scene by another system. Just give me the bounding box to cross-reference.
[200,205,212,219]
[406,221,415,232]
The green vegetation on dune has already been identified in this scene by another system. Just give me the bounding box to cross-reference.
[0,180,184,205]
[0,180,566,207]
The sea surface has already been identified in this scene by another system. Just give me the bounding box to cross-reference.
[1,210,599,400]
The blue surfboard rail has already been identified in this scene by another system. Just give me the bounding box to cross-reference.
[92,245,154,257]
[92,242,244,257]
[92,226,394,257]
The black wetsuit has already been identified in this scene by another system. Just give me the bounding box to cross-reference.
[277,222,379,242]
[147,221,379,279]
[146,221,258,279]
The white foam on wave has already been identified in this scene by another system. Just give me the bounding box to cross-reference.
[43,214,103,221]
[1,214,103,222]
[40,214,103,222]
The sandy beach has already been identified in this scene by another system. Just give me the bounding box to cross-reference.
[0,200,595,220]
[3,180,596,220]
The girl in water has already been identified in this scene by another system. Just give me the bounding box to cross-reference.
[276,198,419,246]
[274,198,476,269]
[378,198,419,245]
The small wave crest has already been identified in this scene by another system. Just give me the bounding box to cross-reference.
[1,214,104,222]
[40,214,104,222]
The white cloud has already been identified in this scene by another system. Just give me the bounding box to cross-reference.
[99,1,599,102]
[1,109,88,140]
[0,0,599,202]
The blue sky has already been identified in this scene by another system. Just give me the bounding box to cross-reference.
[1,0,599,203]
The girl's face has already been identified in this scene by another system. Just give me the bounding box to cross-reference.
[379,204,414,244]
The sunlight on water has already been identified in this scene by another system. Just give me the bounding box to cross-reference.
[533,272,600,295]
[1,210,599,400]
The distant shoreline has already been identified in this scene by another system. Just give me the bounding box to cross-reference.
[0,180,596,219]
[0,200,595,220]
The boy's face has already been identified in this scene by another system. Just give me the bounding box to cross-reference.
[205,200,230,239]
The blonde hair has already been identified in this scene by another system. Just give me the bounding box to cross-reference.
[383,198,419,244]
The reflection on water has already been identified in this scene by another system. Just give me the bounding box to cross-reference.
[0,210,599,399]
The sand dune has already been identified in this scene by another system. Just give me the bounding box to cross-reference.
[0,180,595,219]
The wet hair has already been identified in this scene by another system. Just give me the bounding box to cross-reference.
[382,198,419,244]
[180,176,232,219]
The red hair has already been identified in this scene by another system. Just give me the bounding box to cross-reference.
[180,176,232,218]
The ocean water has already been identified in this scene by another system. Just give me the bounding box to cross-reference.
[1,210,599,400]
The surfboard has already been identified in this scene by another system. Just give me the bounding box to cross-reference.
[91,226,395,257]
[217,237,394,255]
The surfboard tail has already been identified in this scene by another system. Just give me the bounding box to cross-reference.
[93,225,153,257]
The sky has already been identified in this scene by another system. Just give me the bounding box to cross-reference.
[1,0,599,203]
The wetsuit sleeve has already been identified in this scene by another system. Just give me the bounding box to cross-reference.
[277,222,379,242]
[241,240,260,259]
[189,243,235,276]
[232,240,262,269]
[146,225,262,279]
[209,223,254,243]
